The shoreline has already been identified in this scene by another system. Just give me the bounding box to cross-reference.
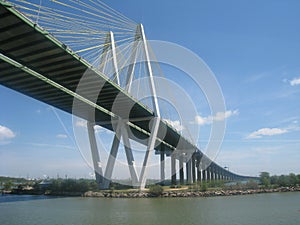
[83,186,300,198]
[3,186,300,198]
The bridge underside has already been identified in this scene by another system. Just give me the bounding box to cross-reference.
[0,2,253,188]
[0,2,188,151]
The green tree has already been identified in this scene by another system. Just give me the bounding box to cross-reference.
[148,185,163,197]
[288,173,298,186]
[4,181,13,190]
[89,180,99,191]
[259,172,270,188]
[270,175,279,185]
[200,182,207,192]
[278,175,289,187]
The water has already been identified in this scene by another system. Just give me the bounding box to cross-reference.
[0,194,60,203]
[0,192,300,225]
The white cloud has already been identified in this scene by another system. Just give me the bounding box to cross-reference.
[215,110,239,121]
[163,119,184,131]
[247,128,288,139]
[194,110,239,126]
[290,77,300,86]
[0,125,16,143]
[195,115,207,126]
[75,120,87,127]
[56,134,68,139]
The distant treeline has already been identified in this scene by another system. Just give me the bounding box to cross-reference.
[1,177,136,195]
[0,176,28,183]
[1,177,99,195]
[1,172,300,194]
[42,178,99,194]
[259,172,300,187]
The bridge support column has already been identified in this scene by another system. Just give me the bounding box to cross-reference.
[208,167,212,181]
[206,167,210,181]
[179,156,184,185]
[160,149,165,185]
[102,130,121,189]
[87,122,104,189]
[186,159,192,184]
[122,125,139,187]
[225,173,229,180]
[218,169,221,180]
[171,154,177,185]
[210,166,214,181]
[220,170,224,180]
[192,157,196,184]
[103,121,138,189]
[202,169,206,182]
[212,166,216,181]
[215,167,219,181]
[197,167,202,183]
[139,117,160,189]
[215,167,219,180]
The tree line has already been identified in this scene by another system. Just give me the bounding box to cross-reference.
[259,172,300,188]
[36,178,99,194]
[2,172,300,194]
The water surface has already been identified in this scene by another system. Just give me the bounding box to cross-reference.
[1,192,300,225]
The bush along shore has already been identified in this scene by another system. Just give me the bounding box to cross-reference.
[83,186,300,198]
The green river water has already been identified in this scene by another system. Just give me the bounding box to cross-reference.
[0,192,300,225]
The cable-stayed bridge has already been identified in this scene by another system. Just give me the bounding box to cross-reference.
[0,0,253,189]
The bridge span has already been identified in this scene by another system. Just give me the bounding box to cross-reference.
[0,1,254,189]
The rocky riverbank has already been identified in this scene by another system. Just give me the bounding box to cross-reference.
[83,186,300,198]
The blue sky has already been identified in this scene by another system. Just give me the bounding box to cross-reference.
[1,0,300,179]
